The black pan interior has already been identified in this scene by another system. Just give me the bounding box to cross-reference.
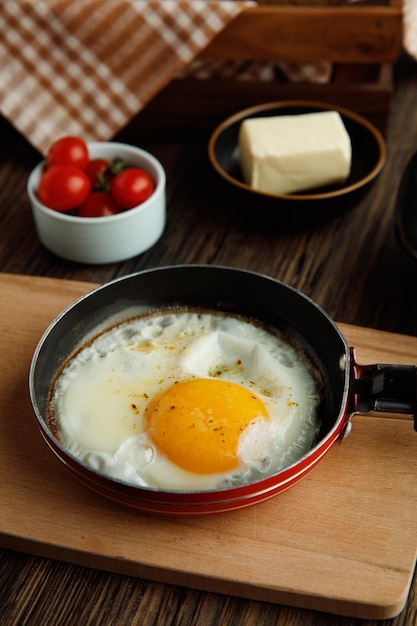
[30,265,350,444]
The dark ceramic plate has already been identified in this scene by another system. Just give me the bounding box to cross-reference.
[208,101,386,226]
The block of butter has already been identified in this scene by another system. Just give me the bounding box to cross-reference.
[238,111,352,195]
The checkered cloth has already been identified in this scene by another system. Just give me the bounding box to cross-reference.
[0,0,254,154]
[404,0,417,61]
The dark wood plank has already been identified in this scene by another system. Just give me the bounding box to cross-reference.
[203,6,403,63]
[126,63,393,138]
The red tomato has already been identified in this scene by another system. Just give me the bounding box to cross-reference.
[110,167,155,210]
[46,136,89,170]
[38,165,91,212]
[76,192,120,218]
[85,159,109,187]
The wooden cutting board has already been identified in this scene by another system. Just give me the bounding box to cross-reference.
[1,273,417,620]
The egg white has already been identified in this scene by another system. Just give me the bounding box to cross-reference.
[51,310,321,491]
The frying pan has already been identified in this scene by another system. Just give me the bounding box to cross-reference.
[29,265,417,515]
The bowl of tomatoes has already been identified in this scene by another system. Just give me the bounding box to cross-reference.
[27,137,166,264]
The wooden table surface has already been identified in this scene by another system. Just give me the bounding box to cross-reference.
[1,56,417,626]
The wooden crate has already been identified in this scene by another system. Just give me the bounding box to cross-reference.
[131,1,403,137]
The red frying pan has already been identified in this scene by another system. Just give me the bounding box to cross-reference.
[29,265,416,515]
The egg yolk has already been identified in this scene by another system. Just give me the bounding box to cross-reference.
[144,378,269,474]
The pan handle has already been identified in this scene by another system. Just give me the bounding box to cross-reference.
[350,349,417,431]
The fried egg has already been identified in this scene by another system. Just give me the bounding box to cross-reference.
[50,309,321,491]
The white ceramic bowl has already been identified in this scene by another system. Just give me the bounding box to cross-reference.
[27,142,166,264]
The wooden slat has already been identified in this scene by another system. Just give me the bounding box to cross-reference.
[129,63,393,137]
[202,6,403,63]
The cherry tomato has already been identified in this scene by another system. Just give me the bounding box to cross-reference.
[38,165,91,212]
[85,158,109,187]
[110,167,155,210]
[76,192,120,218]
[46,136,89,170]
